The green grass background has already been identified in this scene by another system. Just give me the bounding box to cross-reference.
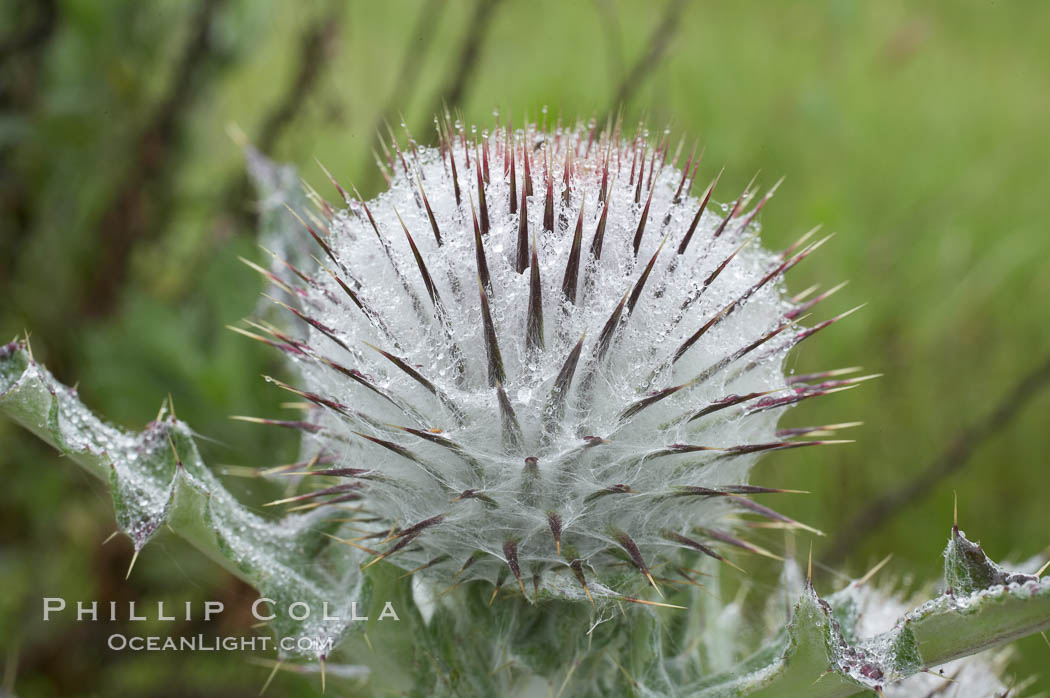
[2,0,1049,695]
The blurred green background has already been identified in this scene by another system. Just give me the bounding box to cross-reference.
[2,0,1049,695]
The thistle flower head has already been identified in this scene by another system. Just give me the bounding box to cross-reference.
[258,116,855,602]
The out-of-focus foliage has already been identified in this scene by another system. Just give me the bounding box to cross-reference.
[1,1,1048,695]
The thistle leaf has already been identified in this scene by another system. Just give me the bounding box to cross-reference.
[0,340,364,660]
[695,528,1050,696]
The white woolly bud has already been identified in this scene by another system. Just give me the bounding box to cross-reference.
[269,119,854,602]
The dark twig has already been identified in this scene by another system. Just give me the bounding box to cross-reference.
[605,0,687,117]
[223,7,343,230]
[591,0,625,86]
[255,10,343,156]
[364,0,445,189]
[80,0,227,317]
[0,0,60,286]
[420,0,503,136]
[822,352,1050,567]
